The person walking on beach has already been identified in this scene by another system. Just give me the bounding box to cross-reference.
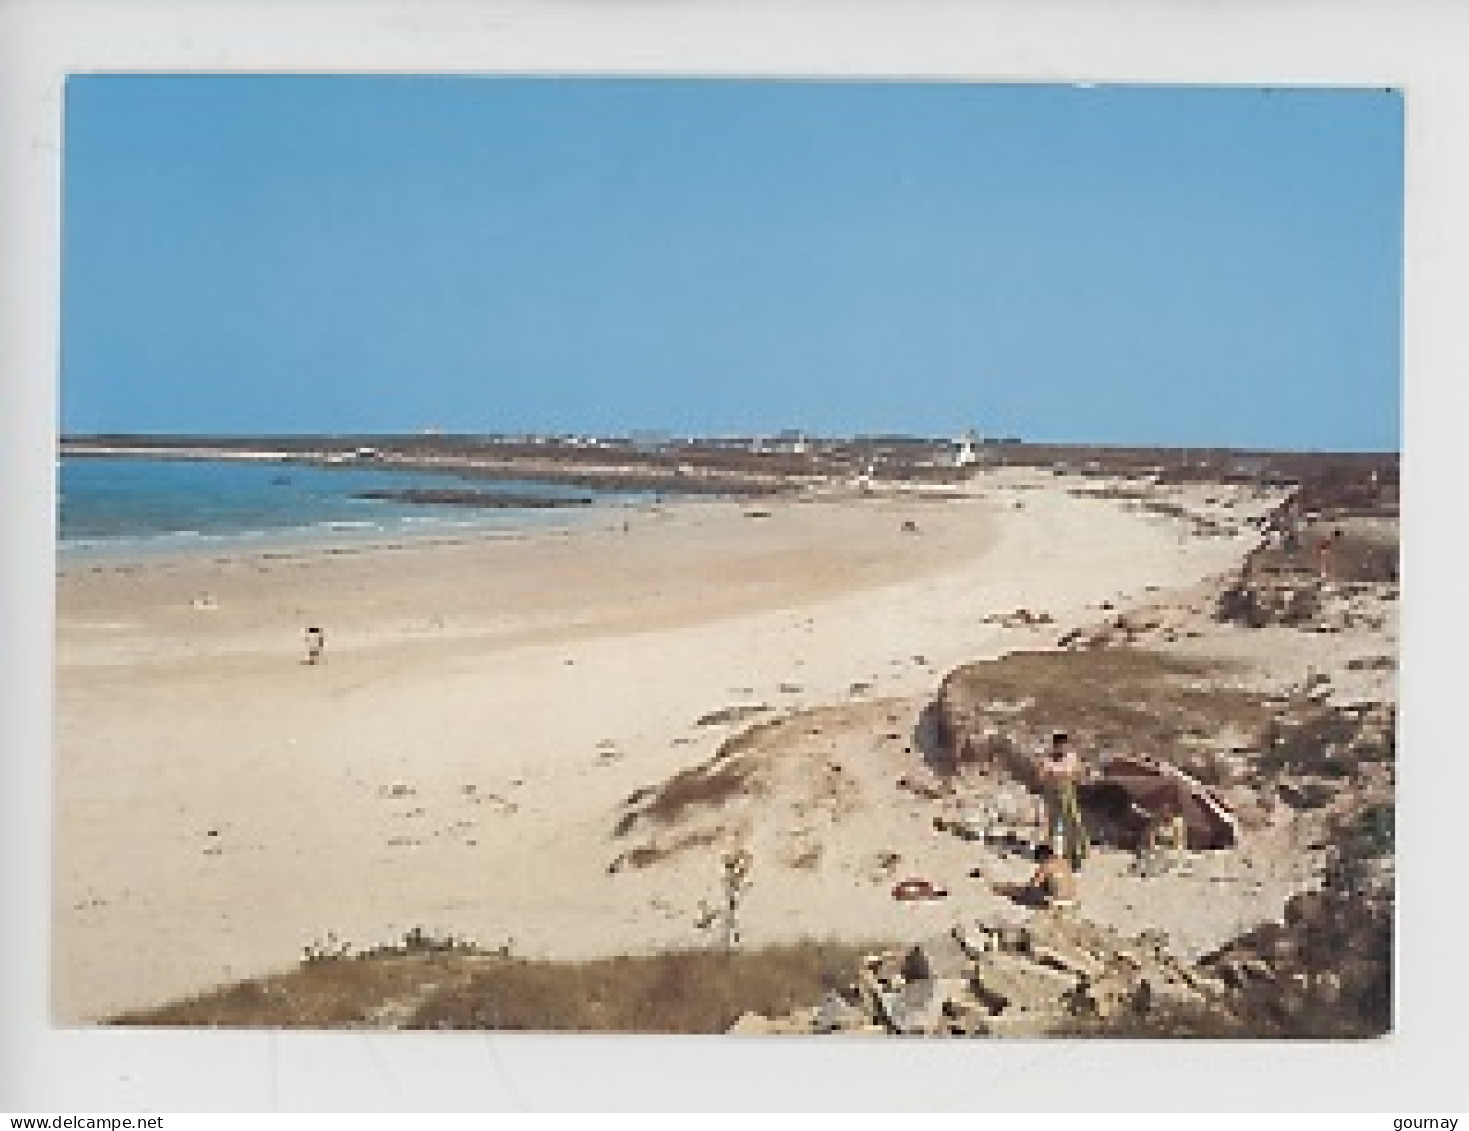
[304,626,326,666]
[1038,731,1088,871]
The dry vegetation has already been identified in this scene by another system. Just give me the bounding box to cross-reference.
[112,939,888,1033]
[409,940,884,1032]
[607,699,894,875]
[1256,706,1395,780]
[614,718,785,837]
[111,951,477,1029]
[606,827,725,874]
[936,648,1271,774]
[934,640,1395,851]
[1061,881,1392,1040]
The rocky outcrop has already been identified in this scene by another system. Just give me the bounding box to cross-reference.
[728,910,1222,1037]
[728,878,1391,1038]
[1215,510,1398,632]
[1216,570,1396,635]
[1215,564,1322,628]
[353,488,593,508]
[1194,880,1392,1038]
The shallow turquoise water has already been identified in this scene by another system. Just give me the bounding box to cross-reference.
[57,455,640,555]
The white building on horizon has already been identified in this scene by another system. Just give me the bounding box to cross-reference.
[954,429,983,468]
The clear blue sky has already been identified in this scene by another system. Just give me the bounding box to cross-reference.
[61,76,1402,450]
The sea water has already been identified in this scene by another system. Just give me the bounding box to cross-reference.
[57,455,644,558]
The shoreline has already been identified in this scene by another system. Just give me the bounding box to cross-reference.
[56,451,685,567]
[56,498,635,572]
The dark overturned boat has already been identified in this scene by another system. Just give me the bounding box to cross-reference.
[1083,753,1240,851]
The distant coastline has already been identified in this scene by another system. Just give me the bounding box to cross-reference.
[59,435,799,497]
[57,433,1401,560]
[59,431,1399,495]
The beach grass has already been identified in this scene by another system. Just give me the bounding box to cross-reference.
[939,647,1272,768]
[110,939,888,1033]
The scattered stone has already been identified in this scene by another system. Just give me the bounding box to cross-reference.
[729,1011,791,1035]
[1140,973,1206,1011]
[867,850,902,882]
[903,934,973,982]
[729,891,1353,1036]
[1136,928,1171,959]
[941,995,996,1036]
[970,950,1080,1011]
[980,1003,1071,1037]
[813,991,868,1034]
[1079,973,1137,1021]
[982,608,1056,629]
[952,922,996,958]
[883,978,964,1035]
[932,812,987,841]
[896,774,947,801]
[695,704,770,727]
[1028,940,1105,982]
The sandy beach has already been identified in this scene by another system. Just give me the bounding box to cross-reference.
[55,468,1308,1022]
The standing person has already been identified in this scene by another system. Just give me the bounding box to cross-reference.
[720,849,752,950]
[1276,500,1300,553]
[304,626,326,666]
[1038,731,1089,871]
[1325,528,1344,576]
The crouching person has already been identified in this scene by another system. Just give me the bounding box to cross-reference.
[1133,799,1189,877]
[996,844,1077,910]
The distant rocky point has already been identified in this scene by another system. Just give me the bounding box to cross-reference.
[353,488,594,509]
